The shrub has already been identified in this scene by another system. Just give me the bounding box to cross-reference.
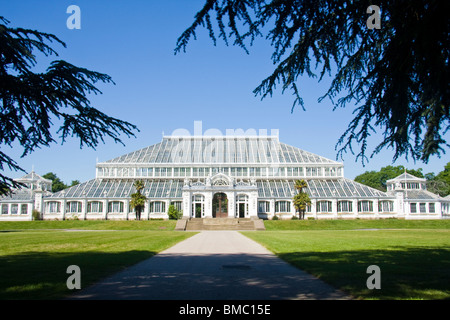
[168,205,182,220]
[32,209,41,220]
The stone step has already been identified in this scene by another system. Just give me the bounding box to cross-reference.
[184,218,265,231]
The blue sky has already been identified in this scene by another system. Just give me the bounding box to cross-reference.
[2,0,449,184]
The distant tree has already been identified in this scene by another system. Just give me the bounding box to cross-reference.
[354,165,424,191]
[70,180,80,187]
[0,17,138,194]
[292,179,310,219]
[130,180,147,220]
[426,179,449,197]
[176,0,449,165]
[43,172,67,193]
[427,162,450,196]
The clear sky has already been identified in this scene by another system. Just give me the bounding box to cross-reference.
[2,0,449,185]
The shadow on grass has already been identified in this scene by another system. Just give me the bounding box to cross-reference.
[277,247,450,300]
[0,250,157,300]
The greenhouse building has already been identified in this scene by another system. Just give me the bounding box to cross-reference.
[1,133,449,221]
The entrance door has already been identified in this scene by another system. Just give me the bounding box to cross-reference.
[236,194,249,218]
[238,203,245,218]
[191,194,205,218]
[213,193,228,218]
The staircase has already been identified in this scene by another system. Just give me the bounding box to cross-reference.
[176,218,265,231]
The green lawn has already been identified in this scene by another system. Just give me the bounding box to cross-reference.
[2,219,449,300]
[243,220,450,300]
[263,219,450,230]
[0,221,195,300]
[0,219,178,231]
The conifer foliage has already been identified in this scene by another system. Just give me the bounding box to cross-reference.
[176,0,449,164]
[0,17,138,193]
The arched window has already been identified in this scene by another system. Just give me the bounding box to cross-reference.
[337,200,353,213]
[66,201,82,213]
[378,201,394,212]
[358,200,373,212]
[149,201,166,213]
[87,201,103,213]
[46,201,61,213]
[108,201,124,213]
[316,200,332,213]
[275,201,291,213]
[258,201,270,213]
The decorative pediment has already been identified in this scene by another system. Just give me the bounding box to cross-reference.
[213,178,229,186]
[192,181,205,187]
[236,180,250,187]
[210,173,232,187]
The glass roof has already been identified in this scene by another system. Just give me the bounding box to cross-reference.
[0,189,34,201]
[386,172,426,183]
[257,178,390,199]
[0,189,52,201]
[48,179,184,199]
[15,171,52,184]
[101,136,342,165]
[387,190,441,200]
[48,177,389,200]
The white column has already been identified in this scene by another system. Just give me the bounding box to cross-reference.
[332,199,338,219]
[33,190,43,215]
[182,191,191,218]
[249,191,258,218]
[28,202,33,218]
[165,199,170,219]
[125,199,130,220]
[103,199,108,220]
[227,192,235,218]
[374,199,379,218]
[62,199,67,220]
[395,191,404,217]
[435,202,441,217]
[269,199,275,218]
[204,192,213,218]
[142,201,149,220]
[311,199,317,219]
[405,200,410,219]
[290,200,296,217]
[82,199,87,220]
[353,199,358,218]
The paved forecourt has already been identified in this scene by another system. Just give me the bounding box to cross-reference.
[69,231,351,300]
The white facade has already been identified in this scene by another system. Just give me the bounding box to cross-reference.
[0,171,52,221]
[385,173,450,219]
[2,135,449,221]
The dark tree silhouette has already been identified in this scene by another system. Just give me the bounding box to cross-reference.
[175,0,449,165]
[0,17,138,193]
